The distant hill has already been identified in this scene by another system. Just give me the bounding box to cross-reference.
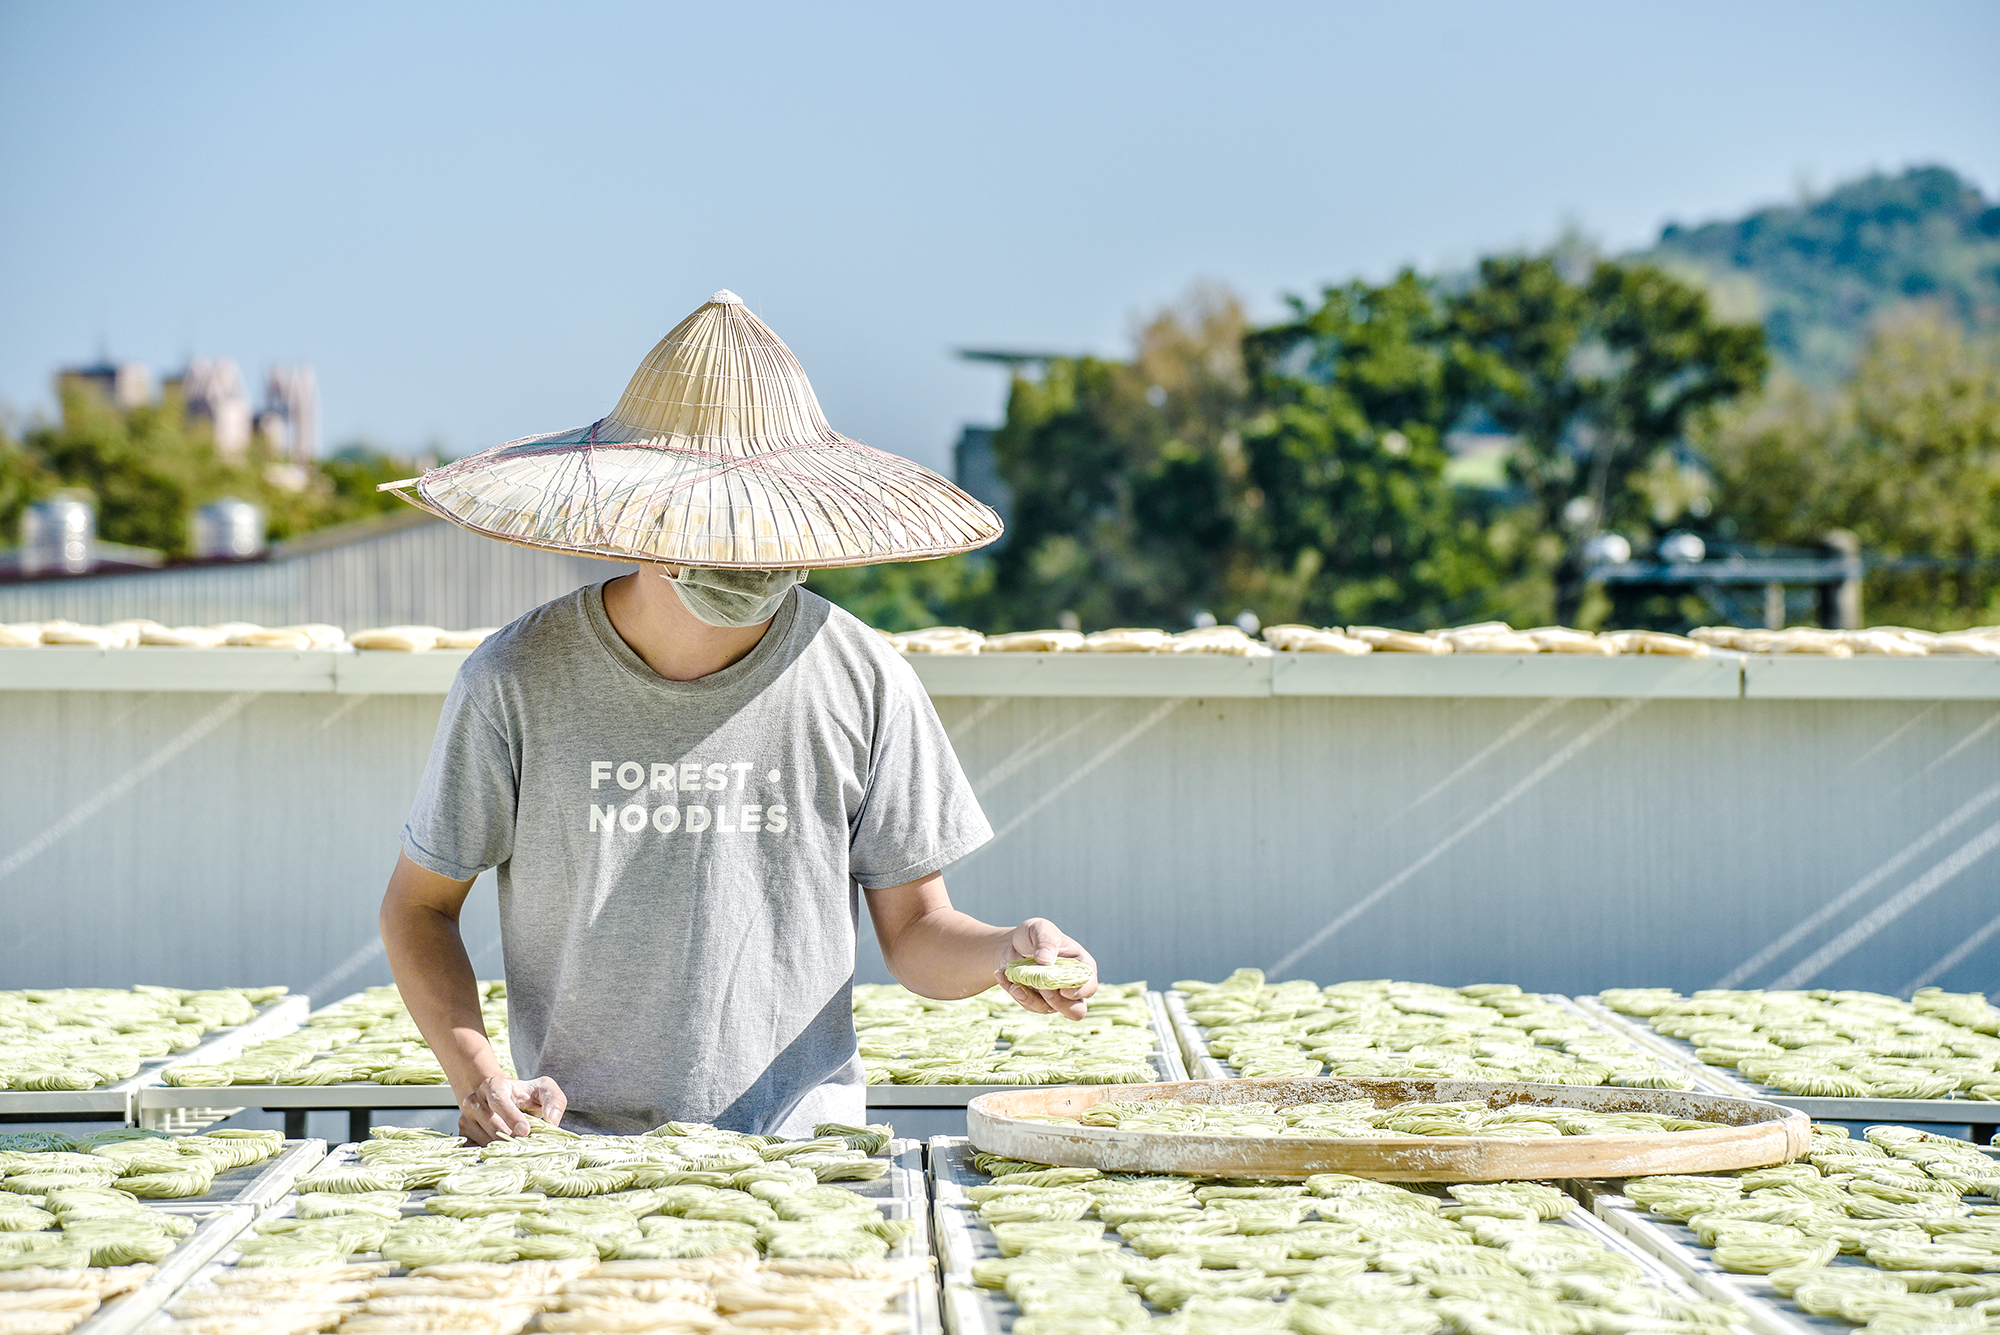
[1641,166,2000,383]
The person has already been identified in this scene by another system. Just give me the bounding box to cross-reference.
[377,291,1095,1144]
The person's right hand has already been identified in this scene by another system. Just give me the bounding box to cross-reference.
[995,917,1098,1021]
[459,1074,566,1144]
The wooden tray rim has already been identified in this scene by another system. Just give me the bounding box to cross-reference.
[966,1076,1812,1182]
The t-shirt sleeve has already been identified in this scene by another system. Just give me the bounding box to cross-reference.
[401,670,519,882]
[848,659,993,891]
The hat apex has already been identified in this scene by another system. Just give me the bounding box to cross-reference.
[709,289,743,305]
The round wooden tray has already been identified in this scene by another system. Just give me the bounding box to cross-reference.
[966,1077,1811,1181]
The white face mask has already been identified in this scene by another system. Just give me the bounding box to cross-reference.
[660,566,804,627]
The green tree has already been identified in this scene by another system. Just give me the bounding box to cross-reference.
[24,385,238,553]
[315,444,426,528]
[1706,310,2000,630]
[805,555,993,634]
[1235,271,1497,627]
[986,287,1250,630]
[10,384,418,558]
[1450,257,1767,624]
[0,421,52,542]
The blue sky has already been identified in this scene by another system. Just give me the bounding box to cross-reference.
[2,1,1995,475]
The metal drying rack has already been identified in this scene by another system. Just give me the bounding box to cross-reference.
[1568,995,2000,1143]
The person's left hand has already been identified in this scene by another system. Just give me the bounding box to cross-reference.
[995,918,1097,1020]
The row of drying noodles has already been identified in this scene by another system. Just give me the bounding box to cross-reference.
[949,1149,1749,1334]
[1614,1122,2000,1294]
[885,620,2000,657]
[162,1117,918,1335]
[0,986,287,1094]
[0,1125,286,1335]
[0,1127,285,1219]
[852,982,1159,1086]
[1174,971,1697,1089]
[9,613,1994,657]
[1598,986,2000,1102]
[0,621,497,651]
[4,1117,921,1335]
[164,983,513,1091]
[0,1127,247,1334]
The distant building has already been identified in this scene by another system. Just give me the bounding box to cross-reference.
[58,360,154,412]
[172,359,255,462]
[952,348,1072,555]
[953,425,1010,550]
[260,365,319,462]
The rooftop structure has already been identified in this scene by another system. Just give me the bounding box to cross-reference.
[260,365,319,462]
[173,358,254,461]
[0,508,625,629]
[58,359,154,411]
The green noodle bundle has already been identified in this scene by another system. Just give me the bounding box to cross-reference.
[424,1192,545,1219]
[619,1217,759,1259]
[510,1231,600,1261]
[294,1165,407,1194]
[757,1221,892,1260]
[61,1223,176,1267]
[114,1168,214,1200]
[437,1163,528,1196]
[527,1167,634,1197]
[1006,958,1095,991]
[295,1191,408,1221]
[0,1204,56,1234]
[813,1123,892,1156]
[0,1239,89,1270]
[3,1170,119,1194]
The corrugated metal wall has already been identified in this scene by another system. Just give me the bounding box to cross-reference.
[3,687,1994,1001]
[0,514,632,631]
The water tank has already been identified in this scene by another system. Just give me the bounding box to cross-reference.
[191,498,267,561]
[1582,532,1633,566]
[20,498,95,576]
[1658,531,1707,564]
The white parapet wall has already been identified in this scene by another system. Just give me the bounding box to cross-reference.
[6,646,2000,698]
[2,648,1996,1000]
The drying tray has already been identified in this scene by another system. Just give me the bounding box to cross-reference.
[1571,995,2000,1129]
[140,1139,327,1216]
[132,1137,940,1335]
[59,1205,254,1335]
[136,988,462,1130]
[867,992,1189,1108]
[966,1078,1810,1181]
[926,1136,1755,1335]
[1564,1175,2000,1335]
[137,1080,460,1130]
[1164,988,1700,1089]
[0,995,310,1123]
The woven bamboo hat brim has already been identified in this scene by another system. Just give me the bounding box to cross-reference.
[384,291,1003,569]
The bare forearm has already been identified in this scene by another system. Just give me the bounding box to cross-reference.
[380,897,503,1100]
[877,904,1017,1000]
[868,873,1097,1019]
[378,851,563,1143]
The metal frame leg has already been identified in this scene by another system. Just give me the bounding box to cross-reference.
[283,1110,307,1140]
[349,1108,371,1144]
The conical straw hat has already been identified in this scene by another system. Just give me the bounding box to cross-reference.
[383,291,1003,568]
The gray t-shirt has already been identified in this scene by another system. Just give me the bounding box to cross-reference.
[401,582,991,1136]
